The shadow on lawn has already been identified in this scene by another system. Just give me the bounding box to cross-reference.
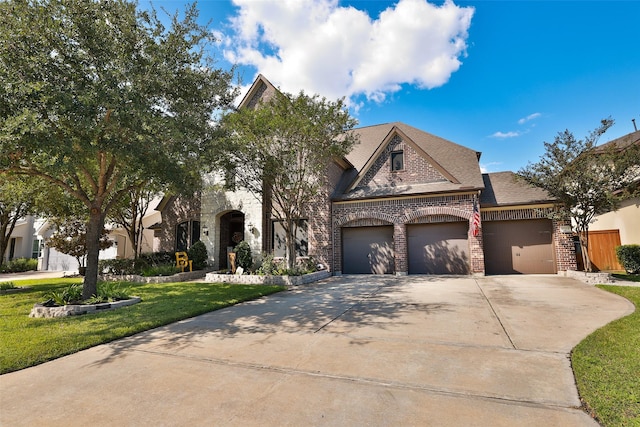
[90,275,455,367]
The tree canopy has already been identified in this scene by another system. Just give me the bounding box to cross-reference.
[518,119,640,271]
[221,90,358,268]
[0,0,237,298]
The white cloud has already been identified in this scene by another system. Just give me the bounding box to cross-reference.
[221,0,474,104]
[490,131,520,139]
[518,112,541,125]
[480,162,503,173]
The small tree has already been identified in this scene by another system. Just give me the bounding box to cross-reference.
[519,118,640,271]
[47,218,113,274]
[221,90,358,269]
[110,184,158,259]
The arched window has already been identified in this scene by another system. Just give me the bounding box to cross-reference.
[176,220,200,252]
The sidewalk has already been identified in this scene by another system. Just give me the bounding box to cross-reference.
[0,270,72,283]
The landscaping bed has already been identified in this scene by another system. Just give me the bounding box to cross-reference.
[205,269,331,287]
[29,297,141,318]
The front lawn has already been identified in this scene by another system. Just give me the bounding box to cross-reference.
[572,282,640,426]
[0,278,284,374]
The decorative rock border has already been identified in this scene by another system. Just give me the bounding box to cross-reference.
[29,297,141,318]
[561,270,615,285]
[204,270,331,287]
[99,270,208,284]
[0,286,32,295]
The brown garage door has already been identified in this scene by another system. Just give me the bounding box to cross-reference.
[408,222,470,274]
[483,219,555,274]
[342,226,394,274]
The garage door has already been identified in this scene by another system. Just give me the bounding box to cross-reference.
[342,226,394,274]
[408,222,470,274]
[483,219,555,274]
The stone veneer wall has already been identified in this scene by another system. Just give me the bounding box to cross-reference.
[200,175,264,270]
[332,193,480,275]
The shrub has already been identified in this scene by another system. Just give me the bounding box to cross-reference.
[140,251,175,267]
[616,245,640,274]
[187,241,208,270]
[0,258,38,273]
[88,281,131,303]
[99,258,149,275]
[256,253,286,275]
[43,283,83,305]
[0,281,17,290]
[234,241,253,270]
[141,264,180,277]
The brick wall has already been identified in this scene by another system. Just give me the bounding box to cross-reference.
[332,193,479,274]
[357,135,447,190]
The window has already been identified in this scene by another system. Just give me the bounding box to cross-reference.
[391,151,404,171]
[272,219,308,257]
[32,239,43,259]
[176,220,201,252]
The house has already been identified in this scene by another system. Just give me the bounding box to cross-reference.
[2,206,161,272]
[161,75,577,275]
[586,130,640,271]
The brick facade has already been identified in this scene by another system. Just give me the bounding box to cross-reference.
[332,193,480,274]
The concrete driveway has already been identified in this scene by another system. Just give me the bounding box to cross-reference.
[0,275,633,426]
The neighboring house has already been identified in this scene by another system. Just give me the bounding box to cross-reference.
[161,75,577,275]
[3,205,161,271]
[586,130,640,271]
[2,216,38,264]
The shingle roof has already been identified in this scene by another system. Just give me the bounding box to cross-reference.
[594,130,640,153]
[480,171,555,207]
[336,122,484,200]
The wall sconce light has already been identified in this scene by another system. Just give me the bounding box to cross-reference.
[202,226,209,236]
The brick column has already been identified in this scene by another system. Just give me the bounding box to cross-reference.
[394,222,407,275]
[554,219,577,272]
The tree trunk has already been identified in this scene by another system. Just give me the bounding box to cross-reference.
[579,231,592,272]
[285,218,296,270]
[83,209,105,300]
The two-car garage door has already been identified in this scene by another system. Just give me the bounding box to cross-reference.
[342,222,471,275]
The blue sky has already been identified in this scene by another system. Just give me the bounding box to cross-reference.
[148,0,639,173]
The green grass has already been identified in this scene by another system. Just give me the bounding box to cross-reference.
[572,281,640,426]
[0,278,284,374]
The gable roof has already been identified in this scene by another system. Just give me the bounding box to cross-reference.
[480,171,554,207]
[237,74,279,110]
[336,122,484,200]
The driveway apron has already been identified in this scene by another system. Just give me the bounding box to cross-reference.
[0,275,633,426]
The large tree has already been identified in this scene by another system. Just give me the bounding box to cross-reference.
[519,119,640,272]
[221,90,358,269]
[0,0,236,298]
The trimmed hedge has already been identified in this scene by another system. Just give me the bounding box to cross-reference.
[616,244,640,274]
[0,258,38,273]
